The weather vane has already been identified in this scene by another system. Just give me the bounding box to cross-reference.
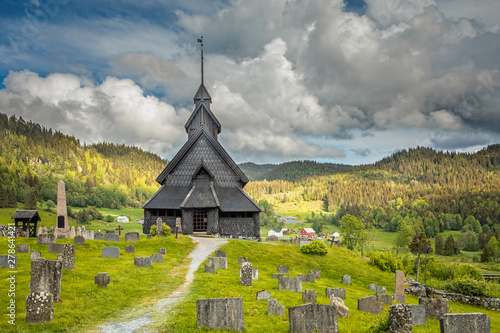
[197,36,204,84]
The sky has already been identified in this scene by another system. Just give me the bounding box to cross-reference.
[0,0,499,165]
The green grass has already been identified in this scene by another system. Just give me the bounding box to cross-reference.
[156,240,500,332]
[0,235,195,332]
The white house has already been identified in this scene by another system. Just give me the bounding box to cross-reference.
[117,216,129,223]
[268,228,283,237]
[331,231,340,240]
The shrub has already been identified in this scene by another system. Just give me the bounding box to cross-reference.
[368,251,404,273]
[104,215,114,222]
[444,277,490,297]
[150,224,171,237]
[427,257,483,281]
[300,240,328,255]
[150,225,156,237]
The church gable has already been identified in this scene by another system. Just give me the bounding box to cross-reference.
[185,102,221,140]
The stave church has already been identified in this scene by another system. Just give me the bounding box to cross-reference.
[142,40,261,237]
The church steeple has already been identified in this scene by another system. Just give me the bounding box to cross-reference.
[194,36,212,109]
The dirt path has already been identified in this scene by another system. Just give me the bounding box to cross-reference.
[98,236,228,333]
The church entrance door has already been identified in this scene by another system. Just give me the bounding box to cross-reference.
[193,210,208,232]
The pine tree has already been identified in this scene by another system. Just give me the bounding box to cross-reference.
[444,235,455,256]
[408,232,433,282]
[8,188,17,208]
[435,234,444,255]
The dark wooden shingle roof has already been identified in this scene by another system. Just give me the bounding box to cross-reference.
[142,186,191,209]
[11,210,41,220]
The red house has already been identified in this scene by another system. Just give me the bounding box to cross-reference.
[300,228,316,237]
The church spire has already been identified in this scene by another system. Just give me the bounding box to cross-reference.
[198,36,204,85]
[194,36,212,108]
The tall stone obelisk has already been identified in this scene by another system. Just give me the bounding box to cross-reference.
[54,180,70,238]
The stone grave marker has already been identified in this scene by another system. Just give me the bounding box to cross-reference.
[394,270,406,303]
[209,257,227,270]
[25,291,54,324]
[278,276,302,293]
[159,248,167,255]
[241,262,253,286]
[56,235,66,239]
[289,303,338,333]
[29,258,63,301]
[74,235,85,246]
[369,283,377,291]
[439,313,490,333]
[102,246,120,258]
[134,257,152,268]
[215,250,226,257]
[94,232,104,240]
[150,253,164,263]
[256,290,271,300]
[0,255,17,268]
[37,227,43,235]
[238,257,248,265]
[299,240,312,247]
[17,244,30,253]
[69,226,75,239]
[419,298,448,319]
[156,218,163,237]
[115,225,123,236]
[104,233,120,242]
[409,304,425,326]
[358,296,382,314]
[268,299,285,316]
[298,274,315,283]
[125,245,135,253]
[273,273,284,279]
[378,294,393,307]
[267,235,279,241]
[77,226,82,236]
[277,265,289,273]
[325,287,346,300]
[342,274,351,285]
[30,251,41,260]
[196,297,244,331]
[48,243,65,254]
[95,273,111,287]
[62,244,75,270]
[105,229,115,234]
[311,270,321,280]
[252,267,258,280]
[83,229,94,240]
[37,234,55,245]
[376,286,386,296]
[205,264,216,274]
[302,289,317,303]
[125,232,140,242]
[330,296,349,318]
[388,304,412,333]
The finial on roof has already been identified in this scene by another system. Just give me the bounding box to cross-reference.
[197,36,204,84]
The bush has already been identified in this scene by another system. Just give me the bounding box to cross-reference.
[150,224,171,237]
[427,257,483,281]
[104,215,114,222]
[444,277,490,297]
[368,251,404,273]
[300,240,328,255]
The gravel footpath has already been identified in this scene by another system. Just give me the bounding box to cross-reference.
[98,236,228,333]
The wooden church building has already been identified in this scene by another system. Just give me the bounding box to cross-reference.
[142,45,261,237]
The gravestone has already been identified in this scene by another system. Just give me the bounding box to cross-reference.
[17,244,30,253]
[330,296,349,318]
[209,257,228,270]
[94,232,104,240]
[134,257,152,268]
[43,227,48,234]
[419,298,448,319]
[325,287,346,300]
[102,246,120,258]
[69,226,75,239]
[30,251,41,260]
[252,267,258,280]
[311,270,321,280]
[104,233,120,242]
[62,244,75,270]
[176,217,182,234]
[105,230,115,234]
[302,289,317,303]
[50,227,54,234]
[83,229,94,240]
[48,243,65,254]
[125,232,140,242]
[256,290,272,300]
[289,303,338,333]
[74,235,85,246]
[376,286,386,296]
[278,276,302,293]
[369,283,377,291]
[37,234,55,245]
[196,297,244,331]
[57,235,66,239]
[342,274,351,285]
[95,273,111,287]
[0,255,17,268]
[299,240,312,247]
[125,245,135,253]
[215,250,226,257]
[25,291,54,324]
[150,253,164,263]
[273,273,284,279]
[378,294,393,307]
[241,262,253,286]
[268,235,279,241]
[394,270,406,303]
[388,304,412,333]
[409,304,425,326]
[298,274,315,283]
[277,265,289,273]
[268,299,285,316]
[29,258,63,301]
[205,264,216,274]
[77,226,82,236]
[439,313,490,333]
[358,296,382,314]
[38,227,43,235]
[156,218,163,237]
[159,248,167,255]
[238,257,248,265]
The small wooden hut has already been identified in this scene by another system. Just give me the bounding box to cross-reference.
[11,210,41,237]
